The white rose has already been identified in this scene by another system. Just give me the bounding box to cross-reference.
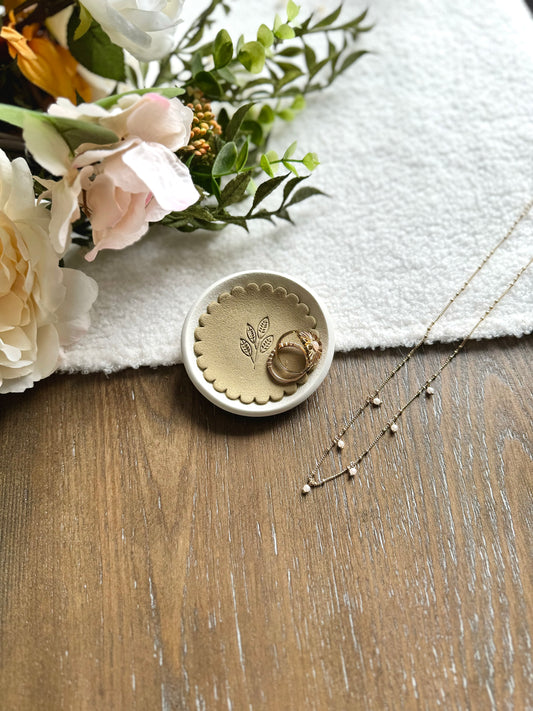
[0,152,98,394]
[82,0,185,61]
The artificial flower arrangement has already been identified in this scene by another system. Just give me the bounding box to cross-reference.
[0,0,370,393]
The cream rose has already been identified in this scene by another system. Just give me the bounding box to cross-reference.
[81,0,185,61]
[0,151,98,394]
[31,93,197,259]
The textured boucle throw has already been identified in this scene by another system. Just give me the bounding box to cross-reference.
[60,0,533,373]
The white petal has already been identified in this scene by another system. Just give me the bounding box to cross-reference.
[5,157,36,217]
[23,114,71,176]
[38,172,82,255]
[55,268,98,346]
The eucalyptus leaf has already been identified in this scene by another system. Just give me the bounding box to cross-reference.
[266,149,279,163]
[286,186,326,206]
[304,44,316,70]
[291,95,306,111]
[217,107,230,133]
[277,61,302,74]
[219,172,250,207]
[217,65,238,85]
[309,58,330,79]
[257,105,275,124]
[275,68,303,91]
[257,24,274,48]
[286,0,300,22]
[240,119,263,145]
[235,140,249,171]
[274,24,295,40]
[238,41,266,74]
[250,209,274,223]
[213,29,233,68]
[276,208,294,223]
[282,160,299,176]
[224,102,254,141]
[212,141,238,176]
[249,174,288,212]
[194,70,223,98]
[260,154,274,178]
[191,51,204,76]
[180,205,215,221]
[278,47,303,57]
[221,215,249,230]
[283,141,297,159]
[313,4,342,29]
[277,108,295,121]
[282,175,307,202]
[302,152,320,170]
[339,50,368,74]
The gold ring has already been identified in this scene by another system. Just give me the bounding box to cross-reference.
[278,330,323,369]
[266,342,308,384]
[266,330,322,385]
[296,330,322,368]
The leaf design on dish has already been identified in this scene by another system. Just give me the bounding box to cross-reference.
[240,338,253,357]
[246,323,256,343]
[240,315,273,368]
[257,316,269,338]
[260,334,274,353]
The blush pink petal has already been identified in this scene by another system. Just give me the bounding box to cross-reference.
[123,95,192,149]
[83,172,130,231]
[85,191,149,261]
[39,92,197,261]
[144,197,170,223]
[94,95,192,149]
[121,141,198,211]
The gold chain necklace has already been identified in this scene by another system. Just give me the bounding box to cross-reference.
[302,199,533,494]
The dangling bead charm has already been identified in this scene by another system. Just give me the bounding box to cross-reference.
[426,386,435,396]
[390,422,398,433]
[372,397,382,406]
[337,439,345,450]
[302,484,311,494]
[348,466,357,477]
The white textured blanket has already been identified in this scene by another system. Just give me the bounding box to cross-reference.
[61,0,533,373]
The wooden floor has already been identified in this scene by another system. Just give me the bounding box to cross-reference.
[1,336,532,710]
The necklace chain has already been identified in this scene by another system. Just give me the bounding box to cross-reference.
[304,199,533,493]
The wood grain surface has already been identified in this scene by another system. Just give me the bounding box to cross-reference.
[1,336,532,710]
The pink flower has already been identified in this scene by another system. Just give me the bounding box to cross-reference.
[32,93,198,259]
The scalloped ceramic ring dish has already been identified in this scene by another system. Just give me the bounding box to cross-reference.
[181,270,335,416]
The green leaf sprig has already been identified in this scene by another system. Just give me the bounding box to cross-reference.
[0,0,370,240]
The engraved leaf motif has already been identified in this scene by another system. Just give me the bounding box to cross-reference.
[246,323,256,344]
[257,316,270,338]
[260,334,274,353]
[240,338,253,357]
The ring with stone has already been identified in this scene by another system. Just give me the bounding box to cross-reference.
[278,330,323,370]
[295,330,322,368]
[266,330,322,385]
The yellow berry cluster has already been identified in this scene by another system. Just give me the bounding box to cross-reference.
[181,89,222,158]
